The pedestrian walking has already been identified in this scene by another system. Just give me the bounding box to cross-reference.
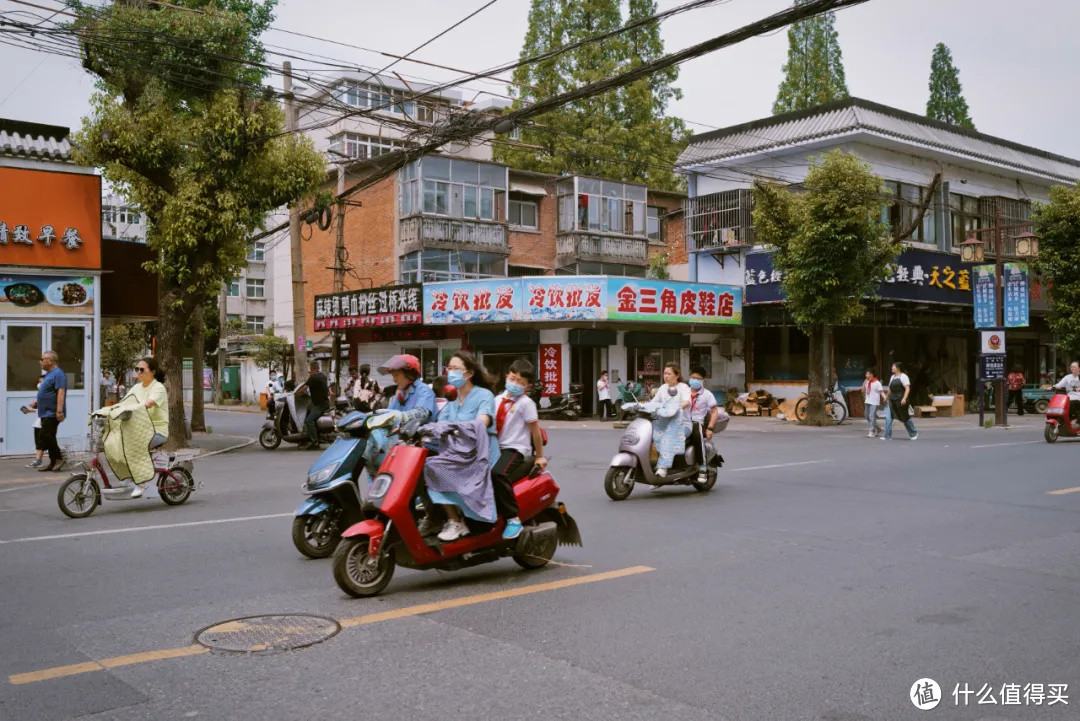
[99,370,113,406]
[862,369,883,437]
[21,371,46,468]
[26,350,67,471]
[596,370,614,421]
[1007,365,1025,416]
[882,362,917,441]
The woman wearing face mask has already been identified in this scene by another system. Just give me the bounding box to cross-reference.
[636,363,691,478]
[421,351,500,542]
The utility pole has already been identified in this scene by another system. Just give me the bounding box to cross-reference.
[216,282,226,405]
[284,61,309,381]
[331,162,346,391]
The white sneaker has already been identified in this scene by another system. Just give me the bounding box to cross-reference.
[130,483,145,498]
[867,430,874,438]
[437,520,469,542]
[910,433,918,441]
[656,467,667,478]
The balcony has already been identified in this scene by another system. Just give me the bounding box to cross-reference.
[556,232,649,266]
[684,189,755,253]
[399,215,509,255]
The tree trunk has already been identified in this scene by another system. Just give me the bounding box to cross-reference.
[806,324,828,426]
[190,304,206,432]
[157,279,196,450]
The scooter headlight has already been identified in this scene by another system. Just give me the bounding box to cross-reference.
[306,463,340,487]
[368,473,393,500]
[620,432,640,446]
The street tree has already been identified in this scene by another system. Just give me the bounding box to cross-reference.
[1033,183,1080,358]
[926,43,975,129]
[70,0,325,449]
[752,151,896,425]
[495,0,687,190]
[101,323,149,388]
[772,0,849,114]
[247,327,293,374]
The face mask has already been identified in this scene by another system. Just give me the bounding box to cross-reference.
[447,369,467,388]
[505,381,524,397]
[689,378,703,390]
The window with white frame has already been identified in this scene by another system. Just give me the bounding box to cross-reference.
[400,249,506,284]
[246,315,265,333]
[647,206,663,243]
[556,177,647,237]
[509,199,538,228]
[226,278,240,297]
[245,278,265,298]
[333,81,442,119]
[328,132,404,160]
[102,205,141,225]
[399,157,507,221]
[247,242,265,262]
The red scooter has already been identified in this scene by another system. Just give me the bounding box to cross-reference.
[1044,391,1080,443]
[331,420,582,597]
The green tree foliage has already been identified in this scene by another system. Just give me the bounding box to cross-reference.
[494,0,687,190]
[247,327,292,372]
[752,151,896,424]
[1033,184,1080,358]
[101,323,149,385]
[70,0,324,448]
[926,43,975,130]
[772,0,848,115]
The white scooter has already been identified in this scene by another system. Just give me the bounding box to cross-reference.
[604,392,725,501]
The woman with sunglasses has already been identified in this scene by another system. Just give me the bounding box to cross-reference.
[132,358,168,441]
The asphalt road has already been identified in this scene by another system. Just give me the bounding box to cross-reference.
[1,410,1078,720]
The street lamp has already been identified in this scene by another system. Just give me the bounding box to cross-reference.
[959,236,986,264]
[1012,231,1039,258]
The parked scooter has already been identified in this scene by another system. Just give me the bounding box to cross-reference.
[604,401,724,500]
[259,390,342,450]
[292,410,392,558]
[1043,390,1080,443]
[529,383,582,421]
[331,419,582,597]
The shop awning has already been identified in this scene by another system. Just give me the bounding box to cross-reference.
[469,329,539,349]
[569,329,616,347]
[624,331,690,349]
[509,180,548,197]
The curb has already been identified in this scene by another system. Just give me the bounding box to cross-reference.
[197,436,256,458]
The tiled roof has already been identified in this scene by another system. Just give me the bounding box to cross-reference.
[677,98,1080,184]
[0,121,73,162]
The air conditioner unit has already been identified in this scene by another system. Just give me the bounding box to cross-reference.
[717,338,743,357]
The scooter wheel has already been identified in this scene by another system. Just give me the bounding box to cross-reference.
[332,536,395,597]
[292,513,340,559]
[603,466,635,501]
[1045,422,1060,444]
[692,468,718,493]
[57,473,99,519]
[259,428,281,450]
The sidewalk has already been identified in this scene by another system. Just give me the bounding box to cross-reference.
[203,403,265,414]
[0,432,253,487]
[543,413,1048,433]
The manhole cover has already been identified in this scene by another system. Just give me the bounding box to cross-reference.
[195,614,340,654]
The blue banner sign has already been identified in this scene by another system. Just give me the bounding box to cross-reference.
[973,265,996,328]
[1004,262,1029,328]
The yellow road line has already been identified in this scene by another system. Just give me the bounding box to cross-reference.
[10,645,208,685]
[8,565,655,685]
[1048,486,1080,495]
[339,564,654,628]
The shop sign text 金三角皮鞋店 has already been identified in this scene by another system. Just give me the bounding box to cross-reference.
[421,276,742,326]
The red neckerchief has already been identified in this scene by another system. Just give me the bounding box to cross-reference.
[496,393,518,435]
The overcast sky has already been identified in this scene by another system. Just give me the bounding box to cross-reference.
[2,0,1079,158]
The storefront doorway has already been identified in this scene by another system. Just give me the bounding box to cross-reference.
[1,320,91,455]
[571,347,598,416]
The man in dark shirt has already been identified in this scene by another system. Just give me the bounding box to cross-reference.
[295,361,329,450]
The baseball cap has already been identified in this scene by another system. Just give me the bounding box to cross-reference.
[377,354,421,375]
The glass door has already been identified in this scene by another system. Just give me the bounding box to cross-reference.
[49,322,91,436]
[1,322,45,455]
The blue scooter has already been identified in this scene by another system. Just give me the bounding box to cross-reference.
[291,411,396,558]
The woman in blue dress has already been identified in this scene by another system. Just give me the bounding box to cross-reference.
[639,363,691,478]
[423,351,500,542]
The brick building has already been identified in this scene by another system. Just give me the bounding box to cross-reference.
[303,153,746,412]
